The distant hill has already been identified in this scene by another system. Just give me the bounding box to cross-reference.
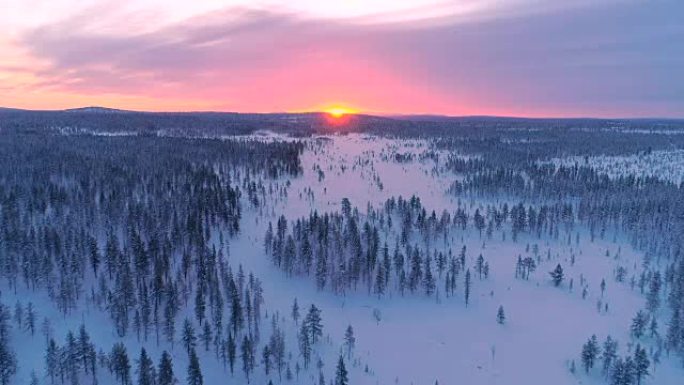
[1,106,683,137]
[64,106,134,114]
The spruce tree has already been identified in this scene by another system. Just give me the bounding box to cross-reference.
[633,344,649,385]
[476,254,485,279]
[335,355,348,385]
[496,306,506,325]
[187,349,203,385]
[201,322,212,352]
[45,338,59,385]
[181,319,197,356]
[344,325,355,359]
[227,332,236,375]
[464,269,471,307]
[241,336,255,383]
[136,348,155,385]
[601,336,618,375]
[291,298,300,325]
[299,322,312,368]
[550,264,564,287]
[581,335,600,373]
[157,351,176,385]
[646,272,661,313]
[304,305,323,344]
[630,311,647,339]
[261,345,271,375]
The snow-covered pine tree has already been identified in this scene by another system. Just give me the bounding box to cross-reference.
[580,335,600,373]
[633,344,649,385]
[335,355,349,385]
[550,264,564,287]
[157,351,176,385]
[601,336,618,375]
[344,325,355,359]
[464,269,472,307]
[187,349,203,385]
[304,304,323,344]
[496,306,506,325]
[137,348,156,385]
[630,311,647,339]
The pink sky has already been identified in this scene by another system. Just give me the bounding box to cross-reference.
[1,0,682,117]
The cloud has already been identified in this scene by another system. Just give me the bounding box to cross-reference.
[11,0,684,116]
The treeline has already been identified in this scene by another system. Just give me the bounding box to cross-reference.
[265,195,580,300]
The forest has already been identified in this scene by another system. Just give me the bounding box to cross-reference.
[0,116,683,385]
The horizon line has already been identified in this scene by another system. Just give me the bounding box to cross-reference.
[1,105,683,121]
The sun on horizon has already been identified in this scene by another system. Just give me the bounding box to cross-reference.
[324,106,357,118]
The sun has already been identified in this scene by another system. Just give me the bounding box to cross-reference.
[324,106,356,118]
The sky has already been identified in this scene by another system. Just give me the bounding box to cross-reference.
[1,0,682,117]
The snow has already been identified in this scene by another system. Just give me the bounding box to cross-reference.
[544,150,684,185]
[4,133,682,385]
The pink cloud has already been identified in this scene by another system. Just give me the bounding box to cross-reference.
[6,1,684,117]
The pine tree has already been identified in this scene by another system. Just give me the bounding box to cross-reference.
[25,302,36,336]
[46,338,59,384]
[522,257,536,280]
[646,272,661,313]
[464,269,471,307]
[610,357,627,385]
[600,278,606,297]
[157,351,176,385]
[65,330,80,385]
[344,325,355,359]
[423,256,435,296]
[76,324,92,374]
[304,305,323,344]
[181,319,197,356]
[229,277,243,335]
[269,325,285,380]
[335,355,348,385]
[630,311,647,339]
[292,298,300,324]
[136,348,156,385]
[110,342,131,385]
[474,209,485,236]
[476,254,485,279]
[89,237,101,277]
[187,349,203,385]
[241,336,255,383]
[633,344,649,385]
[201,322,212,352]
[496,306,506,325]
[261,345,271,376]
[581,335,600,373]
[550,264,564,287]
[194,287,206,327]
[227,332,236,375]
[601,336,618,375]
[299,322,312,368]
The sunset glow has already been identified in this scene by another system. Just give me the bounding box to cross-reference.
[0,0,682,117]
[325,107,356,118]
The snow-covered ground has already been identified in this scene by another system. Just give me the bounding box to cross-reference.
[4,133,681,385]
